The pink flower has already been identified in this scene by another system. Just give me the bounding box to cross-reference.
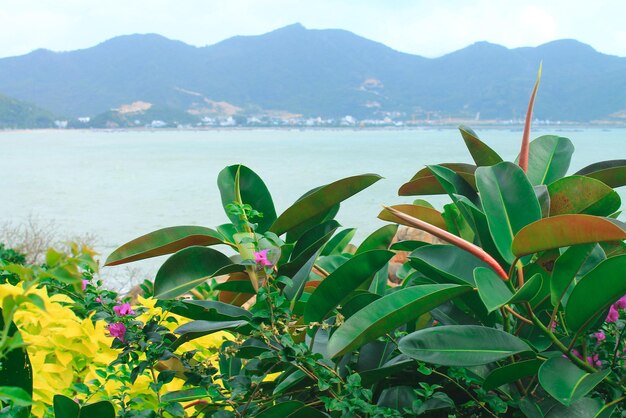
[82,279,89,290]
[113,303,135,316]
[587,353,601,368]
[106,322,126,342]
[95,297,102,303]
[594,331,606,343]
[615,294,626,310]
[253,249,273,267]
[606,305,620,323]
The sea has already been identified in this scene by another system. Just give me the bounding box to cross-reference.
[1,127,624,289]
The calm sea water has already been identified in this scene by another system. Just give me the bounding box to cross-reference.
[1,128,625,288]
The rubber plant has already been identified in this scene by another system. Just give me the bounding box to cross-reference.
[106,71,626,417]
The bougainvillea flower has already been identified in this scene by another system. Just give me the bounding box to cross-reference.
[106,322,127,342]
[606,305,619,323]
[254,249,273,267]
[82,280,89,291]
[587,353,601,368]
[113,303,135,316]
[594,331,606,343]
[615,294,626,310]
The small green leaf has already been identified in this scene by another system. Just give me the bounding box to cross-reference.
[550,244,605,308]
[459,125,503,166]
[356,224,398,254]
[399,163,477,196]
[378,204,447,230]
[576,159,626,188]
[80,401,116,417]
[538,357,610,406]
[474,267,512,313]
[320,228,356,256]
[0,387,32,407]
[398,325,533,366]
[162,388,210,403]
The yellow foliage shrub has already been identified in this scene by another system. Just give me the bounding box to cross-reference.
[0,285,226,417]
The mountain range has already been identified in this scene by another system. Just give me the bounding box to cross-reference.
[1,23,626,127]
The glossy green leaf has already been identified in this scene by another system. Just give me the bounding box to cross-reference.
[356,225,398,255]
[565,254,626,335]
[483,359,542,391]
[291,220,339,260]
[161,388,210,403]
[476,162,542,263]
[548,176,621,216]
[390,240,430,251]
[550,244,605,308]
[512,215,626,257]
[105,226,226,266]
[217,165,277,233]
[273,370,308,396]
[538,357,610,406]
[377,386,418,411]
[167,299,252,321]
[576,159,626,188]
[459,125,503,166]
[378,204,447,230]
[474,267,512,312]
[409,245,495,286]
[340,292,381,319]
[80,401,115,417]
[0,310,32,410]
[398,325,533,366]
[282,251,320,301]
[535,185,551,218]
[320,228,356,256]
[399,163,477,196]
[304,250,393,324]
[428,164,480,205]
[53,395,79,418]
[154,246,244,299]
[270,174,382,236]
[327,284,471,358]
[172,320,248,349]
[256,400,327,418]
[522,135,574,186]
[545,397,605,418]
[0,387,31,407]
[509,273,543,304]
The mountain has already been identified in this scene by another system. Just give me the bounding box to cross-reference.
[0,93,56,128]
[1,24,625,122]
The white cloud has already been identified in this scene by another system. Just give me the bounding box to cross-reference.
[1,0,625,58]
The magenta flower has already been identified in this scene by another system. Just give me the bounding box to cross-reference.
[587,353,601,368]
[95,297,102,303]
[113,303,135,316]
[254,249,273,267]
[106,322,126,342]
[606,305,620,323]
[82,279,89,291]
[615,294,626,310]
[594,331,606,343]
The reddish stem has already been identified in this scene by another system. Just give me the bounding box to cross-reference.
[383,206,509,280]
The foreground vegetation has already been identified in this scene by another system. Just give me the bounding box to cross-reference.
[1,76,626,417]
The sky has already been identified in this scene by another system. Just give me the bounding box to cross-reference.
[2,0,626,59]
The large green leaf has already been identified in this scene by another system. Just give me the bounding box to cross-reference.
[575,159,626,188]
[105,226,226,266]
[270,174,382,236]
[217,165,277,233]
[167,299,252,321]
[458,125,503,166]
[409,245,494,286]
[153,246,244,299]
[544,397,605,418]
[483,359,542,391]
[327,284,471,358]
[565,254,626,335]
[474,267,513,313]
[0,310,32,415]
[53,395,115,418]
[172,320,249,349]
[521,135,574,186]
[80,401,116,417]
[399,163,477,196]
[378,204,447,230]
[548,176,621,217]
[256,400,328,418]
[356,225,398,255]
[320,228,356,256]
[538,357,610,406]
[550,244,605,308]
[476,162,542,263]
[398,325,533,366]
[377,386,419,412]
[428,164,480,205]
[512,215,626,257]
[291,220,340,260]
[304,250,393,324]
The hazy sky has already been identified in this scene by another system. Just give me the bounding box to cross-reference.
[2,0,625,59]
